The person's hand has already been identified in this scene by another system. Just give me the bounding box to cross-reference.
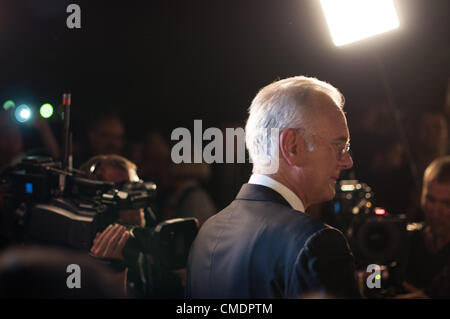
[90,224,131,296]
[392,282,429,299]
[90,224,130,260]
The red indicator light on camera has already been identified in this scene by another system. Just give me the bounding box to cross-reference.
[374,208,386,215]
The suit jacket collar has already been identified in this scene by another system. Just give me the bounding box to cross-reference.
[235,183,293,209]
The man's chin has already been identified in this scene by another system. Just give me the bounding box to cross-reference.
[317,189,335,204]
[327,184,336,199]
[309,185,336,207]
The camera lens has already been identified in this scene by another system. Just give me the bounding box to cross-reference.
[356,217,404,264]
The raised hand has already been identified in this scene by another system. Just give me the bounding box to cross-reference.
[90,224,130,260]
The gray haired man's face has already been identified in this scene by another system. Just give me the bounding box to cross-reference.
[291,94,353,206]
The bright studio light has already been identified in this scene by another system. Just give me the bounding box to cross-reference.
[320,0,400,46]
[15,104,32,123]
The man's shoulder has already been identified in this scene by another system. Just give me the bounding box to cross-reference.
[276,210,345,247]
[210,196,307,221]
[203,197,335,242]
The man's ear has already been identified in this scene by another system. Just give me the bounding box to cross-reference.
[279,129,303,166]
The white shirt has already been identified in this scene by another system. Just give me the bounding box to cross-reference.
[248,174,305,213]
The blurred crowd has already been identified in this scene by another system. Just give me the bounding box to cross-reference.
[2,101,448,222]
[0,96,449,298]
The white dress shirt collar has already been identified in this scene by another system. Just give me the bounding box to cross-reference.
[248,174,305,213]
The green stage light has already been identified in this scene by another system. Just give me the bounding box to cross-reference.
[40,103,54,118]
[2,100,15,110]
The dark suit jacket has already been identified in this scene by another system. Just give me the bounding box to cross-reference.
[186,183,361,298]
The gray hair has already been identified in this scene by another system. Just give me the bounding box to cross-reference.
[245,76,344,169]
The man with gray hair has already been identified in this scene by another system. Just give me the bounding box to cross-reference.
[187,76,360,298]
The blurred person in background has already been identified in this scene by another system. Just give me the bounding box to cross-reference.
[1,109,60,249]
[80,154,149,297]
[80,154,150,296]
[208,122,252,211]
[139,131,216,227]
[80,154,146,227]
[350,102,398,180]
[74,113,126,167]
[88,114,126,156]
[399,156,450,298]
[413,111,448,178]
[81,153,189,298]
[0,110,24,169]
[0,109,60,171]
[364,136,414,216]
[407,111,448,221]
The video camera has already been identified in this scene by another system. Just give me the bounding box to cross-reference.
[0,94,198,276]
[2,154,198,270]
[324,180,424,298]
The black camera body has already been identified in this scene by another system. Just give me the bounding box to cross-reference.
[328,180,412,265]
[325,180,423,297]
[349,213,408,267]
[0,96,198,297]
[1,155,199,272]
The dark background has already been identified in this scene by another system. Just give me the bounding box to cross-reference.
[0,0,449,142]
[1,1,449,300]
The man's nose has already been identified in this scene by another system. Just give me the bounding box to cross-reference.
[339,152,353,170]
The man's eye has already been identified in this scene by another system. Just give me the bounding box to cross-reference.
[427,198,435,204]
[333,143,346,152]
